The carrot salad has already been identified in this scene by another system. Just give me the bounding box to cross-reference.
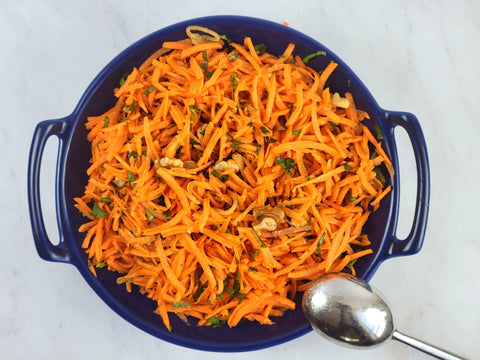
[74,26,393,330]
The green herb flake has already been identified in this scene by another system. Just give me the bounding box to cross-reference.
[374,167,386,185]
[302,50,327,64]
[317,232,326,258]
[192,282,207,301]
[253,229,267,248]
[374,125,384,140]
[206,316,226,328]
[349,195,358,202]
[236,292,245,303]
[248,267,258,272]
[230,138,243,149]
[212,169,229,183]
[292,129,301,136]
[125,101,137,115]
[103,116,110,128]
[220,34,232,45]
[347,258,358,267]
[254,43,267,55]
[143,85,155,94]
[260,126,270,134]
[95,261,107,268]
[92,202,106,218]
[145,208,155,221]
[230,72,238,92]
[216,294,224,300]
[189,104,200,121]
[328,121,339,135]
[127,150,138,159]
[275,156,297,177]
[163,209,171,221]
[200,51,214,78]
[344,163,354,171]
[172,302,191,310]
[264,136,277,143]
[255,144,262,155]
[228,50,240,61]
[119,72,130,86]
[99,197,111,203]
[127,171,136,186]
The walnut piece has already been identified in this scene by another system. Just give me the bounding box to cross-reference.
[213,160,240,172]
[332,92,350,109]
[155,157,184,168]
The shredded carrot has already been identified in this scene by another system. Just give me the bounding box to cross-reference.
[74,26,393,330]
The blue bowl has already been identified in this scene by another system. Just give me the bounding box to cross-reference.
[28,15,430,352]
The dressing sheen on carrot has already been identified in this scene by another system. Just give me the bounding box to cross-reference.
[74,26,392,330]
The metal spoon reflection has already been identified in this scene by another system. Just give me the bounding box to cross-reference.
[302,273,466,359]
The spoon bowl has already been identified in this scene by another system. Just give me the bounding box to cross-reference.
[302,272,393,348]
[302,272,466,359]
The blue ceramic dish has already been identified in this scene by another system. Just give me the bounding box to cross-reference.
[28,15,430,352]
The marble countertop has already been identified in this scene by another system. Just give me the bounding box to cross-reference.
[2,1,479,359]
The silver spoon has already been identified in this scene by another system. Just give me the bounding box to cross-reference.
[302,272,467,359]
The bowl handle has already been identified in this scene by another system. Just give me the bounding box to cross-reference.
[28,118,72,263]
[384,111,430,257]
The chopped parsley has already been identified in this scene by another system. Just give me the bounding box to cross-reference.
[127,171,136,186]
[127,150,138,159]
[206,316,226,328]
[163,209,171,221]
[189,104,200,120]
[275,156,297,177]
[103,116,109,128]
[200,51,214,78]
[230,72,238,92]
[119,71,130,86]
[228,50,240,61]
[264,136,277,143]
[328,121,339,135]
[220,34,232,45]
[260,126,270,134]
[374,124,384,140]
[302,50,327,64]
[212,169,229,183]
[230,138,243,149]
[317,232,326,258]
[374,166,386,185]
[145,208,155,221]
[254,43,267,55]
[193,283,207,301]
[292,129,301,136]
[92,202,106,218]
[99,197,111,203]
[344,163,354,171]
[143,85,155,94]
[172,302,191,310]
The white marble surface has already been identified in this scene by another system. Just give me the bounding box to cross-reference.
[2,1,479,359]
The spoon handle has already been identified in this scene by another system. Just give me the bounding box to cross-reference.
[392,330,467,360]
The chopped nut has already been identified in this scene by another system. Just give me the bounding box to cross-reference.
[112,177,126,188]
[213,160,240,172]
[197,123,208,141]
[253,205,285,223]
[155,157,184,168]
[231,153,245,171]
[332,92,350,109]
[183,160,197,169]
[253,217,278,232]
